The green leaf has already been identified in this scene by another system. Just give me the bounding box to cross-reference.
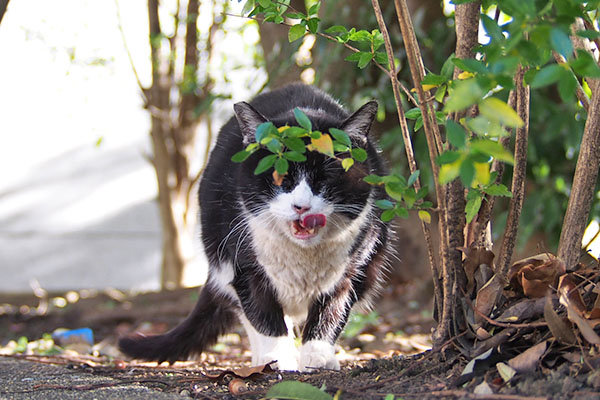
[375,199,395,210]
[241,0,255,15]
[479,97,524,128]
[265,138,283,154]
[288,24,306,42]
[459,159,475,187]
[439,161,461,184]
[385,182,404,202]
[414,116,424,132]
[381,209,396,222]
[282,126,307,138]
[418,210,432,224]
[446,120,467,149]
[294,108,312,131]
[407,170,420,187]
[558,68,578,102]
[342,157,354,171]
[436,151,462,165]
[444,79,484,113]
[422,73,447,86]
[550,27,573,60]
[441,53,456,79]
[257,0,272,7]
[283,151,307,162]
[307,18,320,34]
[529,64,563,89]
[265,381,333,400]
[576,30,600,40]
[452,58,487,74]
[309,131,322,139]
[348,30,371,42]
[481,14,503,42]
[395,207,409,218]
[254,154,277,175]
[470,139,514,164]
[325,25,348,35]
[364,175,383,185]
[434,85,447,103]
[374,51,389,66]
[404,108,421,120]
[286,12,306,19]
[570,50,600,78]
[351,147,368,162]
[484,183,513,197]
[275,157,289,175]
[357,52,373,69]
[308,2,320,15]
[282,137,306,153]
[255,122,275,143]
[329,128,351,147]
[231,150,251,163]
[465,192,483,223]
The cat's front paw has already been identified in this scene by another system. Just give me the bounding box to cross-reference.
[299,340,340,372]
[254,336,299,371]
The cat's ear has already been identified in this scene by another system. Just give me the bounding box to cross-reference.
[341,100,378,144]
[233,101,268,145]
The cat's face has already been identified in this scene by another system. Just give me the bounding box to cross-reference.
[234,101,379,248]
[241,150,373,247]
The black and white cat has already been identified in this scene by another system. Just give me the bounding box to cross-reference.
[119,84,392,371]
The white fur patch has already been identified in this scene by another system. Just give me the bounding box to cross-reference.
[238,313,299,370]
[299,340,339,371]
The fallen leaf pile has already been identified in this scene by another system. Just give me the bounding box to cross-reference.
[460,247,600,387]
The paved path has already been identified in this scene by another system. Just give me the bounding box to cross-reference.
[0,357,186,400]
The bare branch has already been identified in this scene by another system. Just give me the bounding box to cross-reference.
[497,65,530,277]
[370,0,443,320]
[0,0,9,26]
[114,0,148,102]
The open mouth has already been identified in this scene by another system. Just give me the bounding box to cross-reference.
[291,213,327,240]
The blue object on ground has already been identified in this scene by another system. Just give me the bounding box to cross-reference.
[52,328,94,346]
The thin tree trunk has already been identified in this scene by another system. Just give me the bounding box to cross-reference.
[497,65,530,278]
[558,85,600,268]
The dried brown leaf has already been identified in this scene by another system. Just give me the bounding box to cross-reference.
[474,275,503,324]
[508,253,555,284]
[496,298,545,323]
[544,295,576,345]
[202,362,275,380]
[508,254,566,298]
[558,274,587,315]
[461,246,495,293]
[507,340,547,373]
[508,254,565,295]
[559,286,600,345]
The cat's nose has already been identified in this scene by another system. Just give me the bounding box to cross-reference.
[293,204,310,215]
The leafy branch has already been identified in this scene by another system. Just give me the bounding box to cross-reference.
[231,108,367,179]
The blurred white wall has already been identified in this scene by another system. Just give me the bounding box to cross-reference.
[0,0,266,293]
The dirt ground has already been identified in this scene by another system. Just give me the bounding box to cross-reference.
[1,282,600,399]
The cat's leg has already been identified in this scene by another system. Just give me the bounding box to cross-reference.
[300,280,355,371]
[233,273,299,370]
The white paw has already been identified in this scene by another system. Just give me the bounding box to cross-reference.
[253,335,299,371]
[299,340,340,372]
[258,351,299,371]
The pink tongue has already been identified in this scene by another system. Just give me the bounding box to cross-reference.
[301,214,327,229]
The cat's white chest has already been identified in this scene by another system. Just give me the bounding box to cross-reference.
[249,223,352,320]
